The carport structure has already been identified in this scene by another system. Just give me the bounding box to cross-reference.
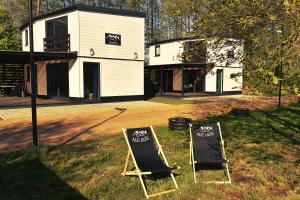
[0,50,77,97]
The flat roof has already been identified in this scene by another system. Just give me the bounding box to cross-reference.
[0,51,77,64]
[20,4,146,30]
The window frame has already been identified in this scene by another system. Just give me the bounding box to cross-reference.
[155,45,160,57]
[227,50,235,59]
[45,16,68,38]
[25,29,29,46]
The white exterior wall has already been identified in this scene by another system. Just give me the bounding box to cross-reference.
[149,42,183,65]
[207,39,243,68]
[100,60,144,96]
[205,67,243,92]
[22,11,79,52]
[68,57,144,98]
[78,11,144,59]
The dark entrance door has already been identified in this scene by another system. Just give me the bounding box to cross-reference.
[163,70,173,92]
[216,69,223,94]
[83,62,100,101]
[47,63,69,97]
[183,70,205,93]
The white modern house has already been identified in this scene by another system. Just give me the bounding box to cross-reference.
[147,38,244,96]
[15,5,145,102]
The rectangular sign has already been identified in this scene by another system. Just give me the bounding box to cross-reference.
[105,33,121,46]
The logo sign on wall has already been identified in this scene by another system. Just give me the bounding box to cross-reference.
[105,33,121,46]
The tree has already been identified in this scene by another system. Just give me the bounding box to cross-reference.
[186,0,300,96]
[0,2,22,50]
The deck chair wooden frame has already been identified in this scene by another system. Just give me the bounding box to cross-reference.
[189,122,231,185]
[122,125,179,199]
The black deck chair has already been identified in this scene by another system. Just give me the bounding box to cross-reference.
[122,126,179,199]
[189,122,231,184]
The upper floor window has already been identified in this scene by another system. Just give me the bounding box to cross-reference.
[46,16,68,38]
[25,29,29,46]
[155,45,160,57]
[227,50,234,59]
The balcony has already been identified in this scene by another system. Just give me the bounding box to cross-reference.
[182,41,207,64]
[43,34,70,52]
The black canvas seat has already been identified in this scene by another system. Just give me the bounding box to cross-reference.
[189,122,232,184]
[122,126,179,199]
[191,123,227,164]
[127,127,176,173]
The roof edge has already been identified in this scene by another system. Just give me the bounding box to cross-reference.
[20,4,146,31]
[147,37,201,46]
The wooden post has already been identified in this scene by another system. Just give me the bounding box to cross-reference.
[3,64,6,85]
[160,67,163,95]
[181,66,184,98]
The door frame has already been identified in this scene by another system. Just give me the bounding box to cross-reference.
[83,62,100,101]
[46,63,69,97]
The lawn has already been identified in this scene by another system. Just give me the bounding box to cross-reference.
[0,103,299,200]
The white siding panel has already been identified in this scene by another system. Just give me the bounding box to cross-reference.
[69,58,83,98]
[100,60,144,96]
[205,68,217,92]
[149,42,183,65]
[21,11,79,52]
[223,67,243,91]
[79,11,144,60]
[205,67,243,92]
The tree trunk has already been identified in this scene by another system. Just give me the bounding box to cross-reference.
[36,0,41,15]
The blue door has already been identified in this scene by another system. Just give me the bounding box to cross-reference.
[83,62,100,101]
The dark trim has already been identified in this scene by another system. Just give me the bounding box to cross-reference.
[148,37,199,46]
[78,55,144,62]
[205,91,242,95]
[100,95,144,103]
[0,51,77,64]
[146,63,208,69]
[20,4,146,30]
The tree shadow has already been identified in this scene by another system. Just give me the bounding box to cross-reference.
[0,158,87,200]
[54,109,126,148]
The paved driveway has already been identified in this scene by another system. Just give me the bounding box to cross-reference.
[0,96,297,153]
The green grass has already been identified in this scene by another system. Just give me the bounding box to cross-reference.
[148,96,209,105]
[0,104,300,200]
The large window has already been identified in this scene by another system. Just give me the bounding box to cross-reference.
[155,45,160,57]
[46,16,68,38]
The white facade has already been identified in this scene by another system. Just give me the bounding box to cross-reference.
[22,6,145,100]
[148,38,244,94]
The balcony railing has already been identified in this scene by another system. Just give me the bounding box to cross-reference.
[43,34,70,52]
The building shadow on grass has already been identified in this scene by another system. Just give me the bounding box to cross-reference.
[0,158,87,200]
